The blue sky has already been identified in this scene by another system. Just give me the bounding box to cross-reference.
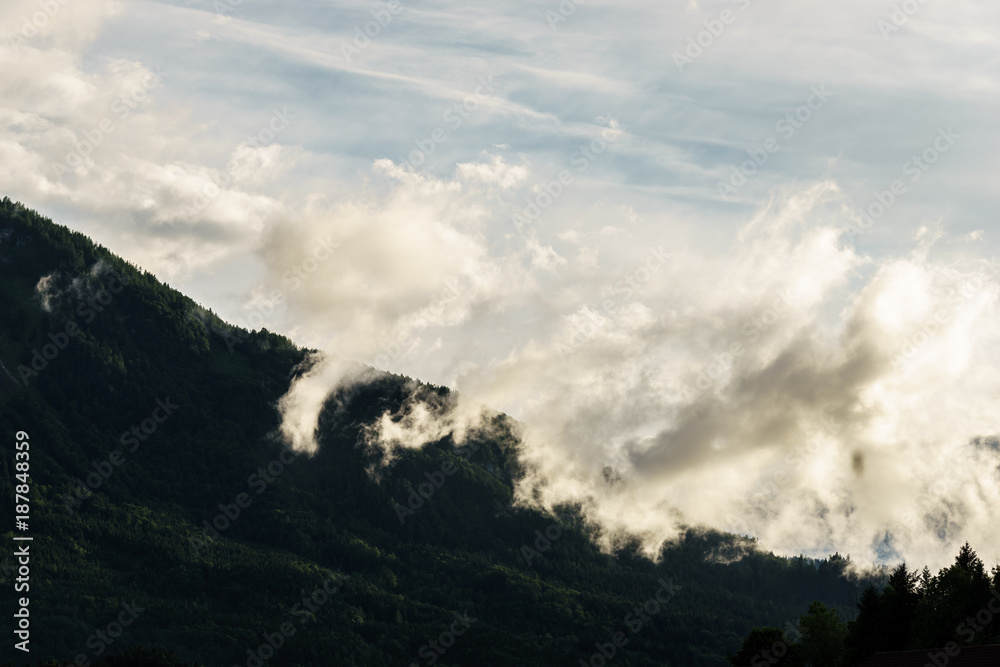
[3,0,1000,568]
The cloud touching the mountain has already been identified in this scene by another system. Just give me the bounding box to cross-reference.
[3,0,1000,569]
[280,177,1000,569]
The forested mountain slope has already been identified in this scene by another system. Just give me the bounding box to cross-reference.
[0,198,875,666]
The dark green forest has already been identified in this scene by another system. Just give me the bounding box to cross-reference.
[728,543,1000,666]
[0,198,994,666]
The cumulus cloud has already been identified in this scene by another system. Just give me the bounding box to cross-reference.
[277,176,1000,570]
[4,0,1000,572]
[259,157,525,373]
[456,155,527,189]
[0,0,291,281]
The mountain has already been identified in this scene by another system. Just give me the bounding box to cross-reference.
[0,197,874,666]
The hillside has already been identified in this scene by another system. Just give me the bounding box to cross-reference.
[0,197,875,666]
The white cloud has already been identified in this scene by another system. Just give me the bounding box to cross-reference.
[3,0,999,571]
[302,180,1000,570]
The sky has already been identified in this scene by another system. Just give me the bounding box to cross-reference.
[2,0,1000,571]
